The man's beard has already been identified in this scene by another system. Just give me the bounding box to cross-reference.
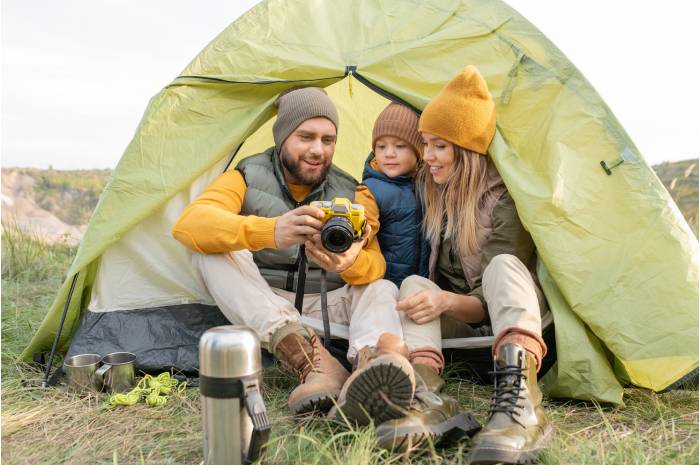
[280,148,331,186]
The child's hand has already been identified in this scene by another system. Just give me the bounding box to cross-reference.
[396,290,451,325]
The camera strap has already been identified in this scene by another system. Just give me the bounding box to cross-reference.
[320,270,331,350]
[294,246,332,350]
[293,245,307,312]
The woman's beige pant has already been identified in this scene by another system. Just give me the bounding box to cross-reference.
[399,254,546,351]
[192,250,402,360]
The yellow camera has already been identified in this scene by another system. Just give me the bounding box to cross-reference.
[310,198,367,253]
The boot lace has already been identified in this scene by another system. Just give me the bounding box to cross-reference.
[295,334,322,382]
[277,334,319,382]
[487,359,526,420]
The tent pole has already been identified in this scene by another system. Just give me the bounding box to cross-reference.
[42,272,79,388]
[223,142,244,172]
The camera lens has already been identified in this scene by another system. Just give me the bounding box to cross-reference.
[321,216,354,253]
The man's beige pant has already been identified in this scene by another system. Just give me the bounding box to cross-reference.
[399,254,546,351]
[193,250,402,361]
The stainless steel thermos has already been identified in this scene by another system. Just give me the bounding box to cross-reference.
[200,326,271,465]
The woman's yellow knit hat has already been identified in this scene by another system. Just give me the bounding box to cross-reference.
[418,66,496,155]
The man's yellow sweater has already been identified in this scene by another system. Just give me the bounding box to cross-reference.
[172,169,385,286]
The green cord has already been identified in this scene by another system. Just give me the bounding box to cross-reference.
[105,373,187,409]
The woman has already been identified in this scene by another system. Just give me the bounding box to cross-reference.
[377,66,552,464]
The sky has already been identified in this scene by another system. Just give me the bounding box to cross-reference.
[1,0,699,170]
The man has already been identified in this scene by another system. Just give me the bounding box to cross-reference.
[172,87,413,416]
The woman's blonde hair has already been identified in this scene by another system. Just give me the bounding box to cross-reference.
[418,145,489,257]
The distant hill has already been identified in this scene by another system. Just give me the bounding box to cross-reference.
[1,168,112,245]
[652,159,698,237]
[1,160,698,242]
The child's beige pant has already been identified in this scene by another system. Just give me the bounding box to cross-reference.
[399,254,546,351]
[192,250,402,360]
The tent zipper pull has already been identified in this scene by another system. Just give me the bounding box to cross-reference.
[600,147,637,176]
[346,65,356,97]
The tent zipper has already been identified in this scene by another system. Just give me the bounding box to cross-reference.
[345,66,421,114]
[173,74,346,85]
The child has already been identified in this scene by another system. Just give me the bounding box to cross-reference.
[361,103,430,287]
[329,102,434,428]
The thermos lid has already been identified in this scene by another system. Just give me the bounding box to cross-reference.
[199,325,262,378]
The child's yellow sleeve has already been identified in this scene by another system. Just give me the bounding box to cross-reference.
[340,185,386,285]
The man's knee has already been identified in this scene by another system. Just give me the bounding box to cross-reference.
[192,252,224,276]
[363,278,399,298]
[399,274,437,300]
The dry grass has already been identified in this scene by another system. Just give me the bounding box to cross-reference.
[2,361,697,465]
[2,368,203,464]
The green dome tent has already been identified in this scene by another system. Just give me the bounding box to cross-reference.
[22,0,698,405]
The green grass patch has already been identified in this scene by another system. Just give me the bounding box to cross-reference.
[1,220,75,282]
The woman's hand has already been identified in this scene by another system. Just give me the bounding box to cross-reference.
[396,290,453,325]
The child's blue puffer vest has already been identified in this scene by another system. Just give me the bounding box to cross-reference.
[362,153,430,287]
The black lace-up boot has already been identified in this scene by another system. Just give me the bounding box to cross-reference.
[375,364,481,452]
[468,343,552,464]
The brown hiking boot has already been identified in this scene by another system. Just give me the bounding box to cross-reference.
[468,343,553,464]
[274,329,350,415]
[330,333,415,425]
[376,364,481,452]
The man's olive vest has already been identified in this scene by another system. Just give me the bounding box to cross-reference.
[236,147,357,293]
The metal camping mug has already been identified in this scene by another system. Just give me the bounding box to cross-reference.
[63,353,102,393]
[95,352,136,392]
[200,326,271,465]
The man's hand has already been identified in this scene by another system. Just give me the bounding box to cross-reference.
[274,205,325,249]
[304,224,371,274]
[396,290,452,325]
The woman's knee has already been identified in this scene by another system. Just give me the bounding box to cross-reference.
[483,254,528,280]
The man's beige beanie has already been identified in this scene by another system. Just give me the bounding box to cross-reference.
[272,87,339,149]
[418,66,496,155]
